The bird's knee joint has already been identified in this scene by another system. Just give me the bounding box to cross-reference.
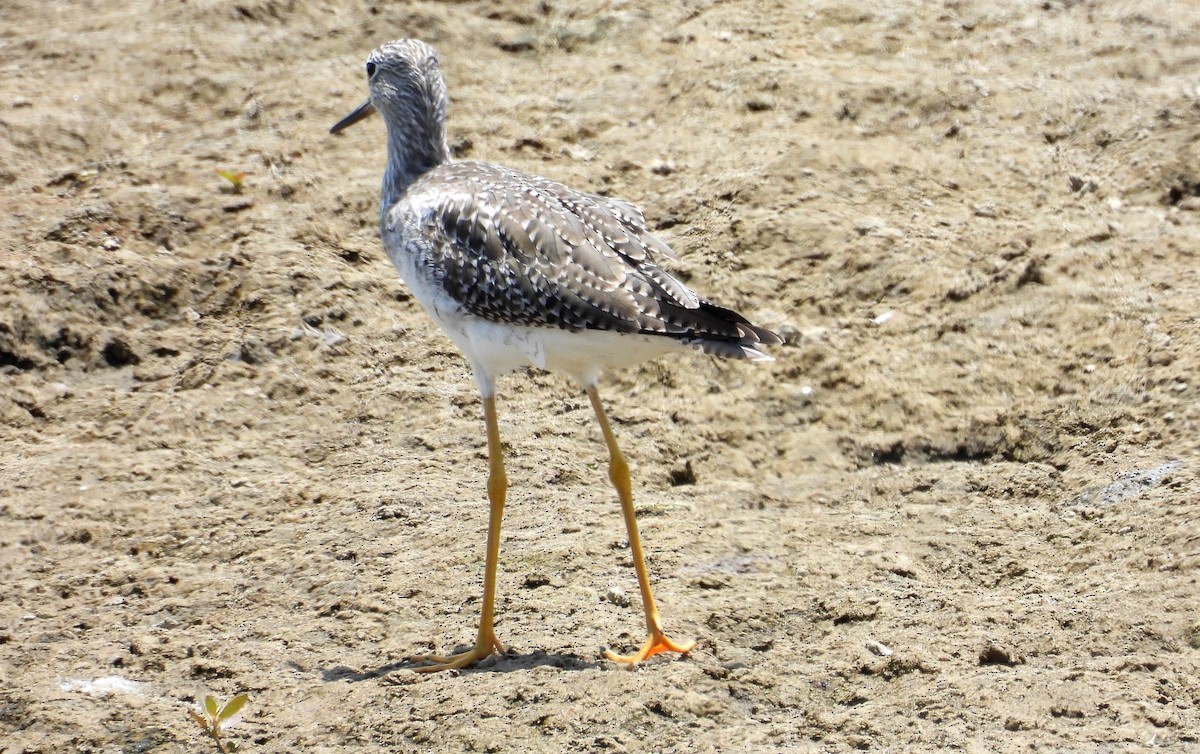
[608,457,629,483]
[487,471,508,498]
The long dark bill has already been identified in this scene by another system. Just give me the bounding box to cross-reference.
[330,99,377,134]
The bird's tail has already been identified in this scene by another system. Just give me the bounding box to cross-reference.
[673,301,782,362]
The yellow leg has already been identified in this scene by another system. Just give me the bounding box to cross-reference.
[587,386,695,665]
[412,394,506,671]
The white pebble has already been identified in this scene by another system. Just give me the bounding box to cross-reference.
[865,639,893,657]
[605,586,629,607]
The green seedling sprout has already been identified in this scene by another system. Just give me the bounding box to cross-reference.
[216,169,248,194]
[188,692,249,752]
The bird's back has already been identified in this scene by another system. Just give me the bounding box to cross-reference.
[386,160,779,364]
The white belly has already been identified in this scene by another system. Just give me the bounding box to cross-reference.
[423,302,682,394]
[461,320,683,388]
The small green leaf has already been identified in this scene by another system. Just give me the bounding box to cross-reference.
[219,693,249,720]
[216,169,247,187]
[204,695,219,718]
[225,743,239,752]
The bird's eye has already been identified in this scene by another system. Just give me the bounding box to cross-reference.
[366,62,377,78]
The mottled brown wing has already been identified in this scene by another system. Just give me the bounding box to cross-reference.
[413,161,776,352]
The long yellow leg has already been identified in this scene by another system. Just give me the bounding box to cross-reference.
[412,394,506,671]
[587,386,695,665]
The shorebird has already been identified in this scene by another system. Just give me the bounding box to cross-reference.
[331,39,779,672]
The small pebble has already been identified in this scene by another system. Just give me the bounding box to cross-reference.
[648,159,676,176]
[605,586,630,607]
[979,642,1024,666]
[865,639,893,657]
[524,572,551,589]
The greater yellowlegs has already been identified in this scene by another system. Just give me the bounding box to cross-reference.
[331,39,779,671]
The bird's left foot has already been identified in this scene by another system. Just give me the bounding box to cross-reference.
[605,630,695,665]
[410,632,504,672]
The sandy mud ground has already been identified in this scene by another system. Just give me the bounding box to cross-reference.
[2,0,1198,751]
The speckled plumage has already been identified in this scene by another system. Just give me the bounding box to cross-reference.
[332,39,779,392]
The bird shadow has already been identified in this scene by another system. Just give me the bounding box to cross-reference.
[317,648,600,682]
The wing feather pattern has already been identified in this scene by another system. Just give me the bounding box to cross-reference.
[408,161,779,359]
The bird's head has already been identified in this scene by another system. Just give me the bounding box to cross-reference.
[330,39,447,140]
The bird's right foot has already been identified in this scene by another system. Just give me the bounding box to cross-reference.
[605,629,695,666]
